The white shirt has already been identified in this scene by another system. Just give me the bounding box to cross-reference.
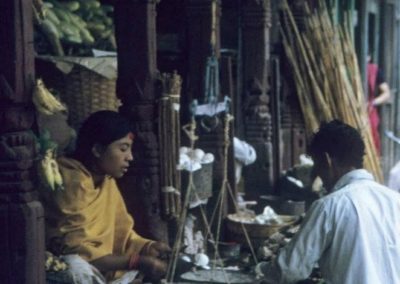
[258,169,400,284]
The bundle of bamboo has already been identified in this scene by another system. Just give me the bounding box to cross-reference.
[280,0,382,181]
[158,71,182,219]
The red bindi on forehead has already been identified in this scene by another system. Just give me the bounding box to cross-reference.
[128,132,135,140]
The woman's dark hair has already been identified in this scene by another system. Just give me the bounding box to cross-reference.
[307,119,365,168]
[73,110,132,162]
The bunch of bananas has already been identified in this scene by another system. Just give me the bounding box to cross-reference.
[38,148,64,191]
[32,79,66,116]
[45,251,68,272]
[37,130,64,191]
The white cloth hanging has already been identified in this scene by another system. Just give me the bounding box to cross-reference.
[233,137,257,184]
[233,137,257,166]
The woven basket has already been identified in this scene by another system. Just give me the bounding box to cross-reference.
[36,57,121,130]
[225,214,299,247]
[59,66,121,129]
[181,163,213,204]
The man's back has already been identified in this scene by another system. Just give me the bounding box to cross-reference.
[262,169,400,284]
[318,169,400,283]
[257,120,400,284]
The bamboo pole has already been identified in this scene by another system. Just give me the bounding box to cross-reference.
[280,0,383,181]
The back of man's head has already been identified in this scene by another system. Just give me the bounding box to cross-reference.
[307,120,365,169]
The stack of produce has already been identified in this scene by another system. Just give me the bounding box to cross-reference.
[33,0,116,56]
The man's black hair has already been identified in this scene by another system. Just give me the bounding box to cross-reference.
[307,119,365,168]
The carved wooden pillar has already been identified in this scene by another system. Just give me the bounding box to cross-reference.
[280,75,306,173]
[242,0,271,94]
[241,0,274,199]
[114,0,168,242]
[0,0,45,283]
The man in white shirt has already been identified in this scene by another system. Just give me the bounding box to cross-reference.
[256,120,400,284]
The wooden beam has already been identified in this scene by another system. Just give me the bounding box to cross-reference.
[357,0,369,95]
[0,1,44,283]
[0,0,34,103]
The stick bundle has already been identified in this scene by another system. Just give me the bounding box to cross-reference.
[280,0,383,181]
[158,71,182,219]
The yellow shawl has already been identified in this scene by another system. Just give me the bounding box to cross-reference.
[41,157,151,262]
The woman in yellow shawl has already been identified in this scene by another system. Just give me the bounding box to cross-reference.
[41,110,170,282]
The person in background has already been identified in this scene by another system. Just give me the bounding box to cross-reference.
[256,120,400,284]
[40,110,171,283]
[367,54,391,155]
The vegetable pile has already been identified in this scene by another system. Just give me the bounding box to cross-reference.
[34,0,116,56]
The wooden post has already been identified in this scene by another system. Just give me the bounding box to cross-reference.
[241,0,274,198]
[356,0,369,95]
[379,1,396,181]
[114,0,168,242]
[241,0,271,95]
[0,0,45,283]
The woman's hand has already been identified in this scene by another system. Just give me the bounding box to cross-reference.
[137,255,168,282]
[135,241,171,281]
[145,241,172,260]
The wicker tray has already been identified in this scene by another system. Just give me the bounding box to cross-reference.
[181,163,213,204]
[225,214,299,246]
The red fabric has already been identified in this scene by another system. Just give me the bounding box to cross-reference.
[367,63,381,155]
[367,63,378,96]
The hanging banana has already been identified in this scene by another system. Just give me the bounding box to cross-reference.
[51,154,64,191]
[45,251,68,272]
[38,151,55,190]
[38,148,64,191]
[36,129,64,192]
[32,78,66,115]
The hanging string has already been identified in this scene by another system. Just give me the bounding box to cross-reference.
[210,0,217,52]
[203,0,219,116]
[166,116,197,282]
[166,1,253,281]
[213,113,233,269]
[167,111,230,283]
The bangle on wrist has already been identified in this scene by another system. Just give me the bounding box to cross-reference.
[129,254,140,270]
[141,241,154,255]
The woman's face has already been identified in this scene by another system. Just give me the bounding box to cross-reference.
[96,133,134,178]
